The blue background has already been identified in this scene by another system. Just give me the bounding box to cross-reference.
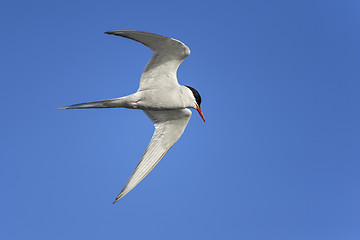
[2,0,359,239]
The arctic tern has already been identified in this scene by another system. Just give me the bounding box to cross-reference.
[60,30,204,203]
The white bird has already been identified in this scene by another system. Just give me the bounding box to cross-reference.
[60,30,205,203]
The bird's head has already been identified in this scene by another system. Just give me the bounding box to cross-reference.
[186,86,205,122]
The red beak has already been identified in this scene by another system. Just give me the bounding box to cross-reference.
[196,105,205,122]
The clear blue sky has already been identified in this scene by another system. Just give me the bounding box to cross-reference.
[1,0,359,239]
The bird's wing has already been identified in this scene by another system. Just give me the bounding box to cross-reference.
[105,30,191,90]
[113,109,192,203]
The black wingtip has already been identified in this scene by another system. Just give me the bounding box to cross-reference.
[105,31,124,37]
[105,31,120,35]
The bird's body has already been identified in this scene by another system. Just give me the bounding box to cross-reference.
[60,30,204,203]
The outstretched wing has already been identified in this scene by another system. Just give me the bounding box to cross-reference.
[113,109,192,203]
[105,30,191,90]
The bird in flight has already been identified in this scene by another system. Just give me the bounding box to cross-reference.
[60,30,205,203]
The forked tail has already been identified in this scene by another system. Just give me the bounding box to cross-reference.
[59,98,128,109]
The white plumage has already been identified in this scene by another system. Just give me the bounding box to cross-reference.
[60,30,204,203]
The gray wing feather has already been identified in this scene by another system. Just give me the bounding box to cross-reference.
[105,30,191,90]
[113,109,192,203]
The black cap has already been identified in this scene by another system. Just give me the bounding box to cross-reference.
[186,86,202,106]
